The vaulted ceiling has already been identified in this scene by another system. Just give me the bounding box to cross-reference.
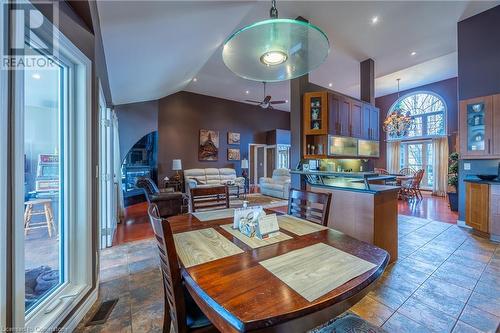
[97,1,499,110]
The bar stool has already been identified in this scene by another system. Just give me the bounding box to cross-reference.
[24,199,56,237]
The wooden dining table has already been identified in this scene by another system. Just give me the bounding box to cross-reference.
[168,210,389,332]
[395,174,414,184]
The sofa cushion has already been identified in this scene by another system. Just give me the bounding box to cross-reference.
[272,168,290,177]
[261,183,285,192]
[194,178,206,185]
[184,169,207,183]
[219,168,237,183]
[204,168,221,183]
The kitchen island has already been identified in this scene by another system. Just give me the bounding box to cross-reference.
[291,170,400,262]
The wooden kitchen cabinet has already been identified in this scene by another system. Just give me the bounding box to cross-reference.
[493,94,500,156]
[328,93,342,136]
[459,95,494,158]
[303,90,380,158]
[350,100,363,138]
[338,97,351,137]
[369,106,380,140]
[465,182,489,233]
[362,104,380,140]
[304,92,328,135]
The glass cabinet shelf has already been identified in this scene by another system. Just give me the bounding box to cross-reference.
[466,102,486,151]
[328,136,358,156]
[358,139,380,157]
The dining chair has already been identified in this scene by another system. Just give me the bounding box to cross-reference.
[374,168,389,175]
[399,167,416,176]
[414,169,425,199]
[190,185,229,212]
[288,188,332,226]
[148,204,215,333]
[400,169,425,200]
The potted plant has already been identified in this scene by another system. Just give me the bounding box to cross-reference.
[447,152,459,212]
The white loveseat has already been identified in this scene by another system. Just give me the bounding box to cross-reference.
[184,168,245,195]
[259,169,291,199]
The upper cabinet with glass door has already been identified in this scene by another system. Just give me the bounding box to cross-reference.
[304,92,328,135]
[459,96,494,158]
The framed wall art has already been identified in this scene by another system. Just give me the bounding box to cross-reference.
[199,129,219,161]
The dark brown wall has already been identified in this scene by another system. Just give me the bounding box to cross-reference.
[458,5,500,100]
[374,77,459,169]
[116,100,159,161]
[157,91,290,181]
[457,5,500,220]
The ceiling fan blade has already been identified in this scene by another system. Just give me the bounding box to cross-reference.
[245,100,261,104]
[270,100,287,104]
[263,96,272,104]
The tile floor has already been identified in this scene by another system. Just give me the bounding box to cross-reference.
[78,215,500,333]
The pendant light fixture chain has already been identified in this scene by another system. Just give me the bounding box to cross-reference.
[270,0,278,18]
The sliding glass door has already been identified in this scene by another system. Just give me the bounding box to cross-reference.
[0,3,8,329]
[23,46,66,314]
[400,141,433,189]
[7,3,93,330]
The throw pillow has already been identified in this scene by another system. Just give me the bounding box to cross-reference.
[194,178,206,185]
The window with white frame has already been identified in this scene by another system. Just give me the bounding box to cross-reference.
[0,2,8,329]
[390,92,446,189]
[388,92,447,140]
[8,3,93,330]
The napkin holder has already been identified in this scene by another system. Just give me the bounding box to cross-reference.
[255,214,280,240]
[233,206,265,238]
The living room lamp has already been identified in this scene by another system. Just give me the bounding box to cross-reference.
[172,159,182,181]
[241,158,249,178]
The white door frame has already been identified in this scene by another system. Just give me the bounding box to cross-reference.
[10,7,93,329]
[98,82,115,248]
[248,144,267,185]
[0,2,8,328]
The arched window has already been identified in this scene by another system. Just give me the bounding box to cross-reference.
[388,92,447,139]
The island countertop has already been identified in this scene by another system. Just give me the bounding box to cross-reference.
[291,170,400,194]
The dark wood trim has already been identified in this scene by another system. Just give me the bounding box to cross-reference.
[360,59,375,105]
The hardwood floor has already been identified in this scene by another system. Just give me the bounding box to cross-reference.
[398,191,458,224]
[113,202,153,245]
[115,192,458,246]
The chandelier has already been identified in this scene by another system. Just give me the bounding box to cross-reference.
[222,0,330,82]
[383,79,412,138]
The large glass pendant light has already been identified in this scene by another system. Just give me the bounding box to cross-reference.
[222,0,330,82]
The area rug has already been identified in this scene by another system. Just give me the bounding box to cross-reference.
[230,193,288,209]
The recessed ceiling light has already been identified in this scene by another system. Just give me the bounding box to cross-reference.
[371,16,379,24]
[285,99,289,103]
[245,90,249,94]
[192,77,197,82]
[411,51,417,56]
[32,73,41,80]
[260,51,288,66]
[328,83,333,87]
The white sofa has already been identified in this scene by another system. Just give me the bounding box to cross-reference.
[259,169,291,199]
[184,168,245,195]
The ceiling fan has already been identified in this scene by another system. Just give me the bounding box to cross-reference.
[245,82,287,109]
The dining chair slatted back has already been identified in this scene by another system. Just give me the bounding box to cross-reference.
[148,203,187,333]
[190,185,229,212]
[399,167,416,176]
[414,169,425,199]
[288,188,332,226]
[374,168,389,175]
